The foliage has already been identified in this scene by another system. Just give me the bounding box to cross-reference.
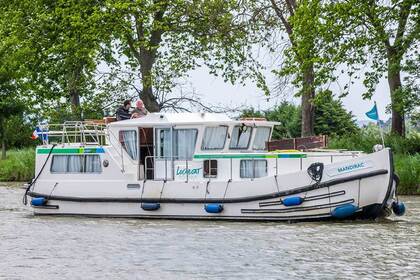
[265,102,301,139]
[279,0,336,92]
[257,0,342,136]
[240,102,301,139]
[3,115,36,149]
[313,90,359,136]
[240,108,265,119]
[102,0,266,111]
[240,92,357,139]
[0,148,35,181]
[0,8,30,157]
[323,0,419,135]
[21,0,107,119]
[394,153,420,195]
[328,127,420,154]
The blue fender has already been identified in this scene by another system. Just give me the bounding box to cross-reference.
[392,201,406,216]
[331,203,358,219]
[204,204,223,213]
[31,197,47,206]
[141,203,160,211]
[282,196,304,207]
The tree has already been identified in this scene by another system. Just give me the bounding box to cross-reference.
[313,90,359,136]
[0,1,29,158]
[8,0,108,120]
[327,0,419,136]
[104,0,261,112]
[0,99,25,159]
[266,0,322,137]
[266,102,301,139]
[240,94,357,139]
[240,102,301,139]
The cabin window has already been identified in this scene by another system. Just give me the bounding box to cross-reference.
[174,129,198,160]
[203,160,218,178]
[50,155,102,173]
[85,155,102,172]
[229,126,252,149]
[240,160,267,178]
[67,155,83,172]
[201,126,227,150]
[253,127,271,150]
[119,130,138,160]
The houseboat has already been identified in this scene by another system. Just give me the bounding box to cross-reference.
[24,113,405,220]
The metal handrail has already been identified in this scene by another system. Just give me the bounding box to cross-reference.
[145,156,174,181]
[39,121,106,146]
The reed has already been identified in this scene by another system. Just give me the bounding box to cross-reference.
[0,148,35,182]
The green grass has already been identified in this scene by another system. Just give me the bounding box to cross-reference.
[328,129,420,154]
[0,148,35,182]
[394,154,420,195]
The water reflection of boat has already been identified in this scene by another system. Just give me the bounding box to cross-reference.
[25,113,405,221]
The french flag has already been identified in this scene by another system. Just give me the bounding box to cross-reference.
[31,127,48,141]
[31,127,41,140]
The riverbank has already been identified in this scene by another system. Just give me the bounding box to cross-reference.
[0,148,419,194]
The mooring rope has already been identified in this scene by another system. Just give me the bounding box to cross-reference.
[22,144,56,205]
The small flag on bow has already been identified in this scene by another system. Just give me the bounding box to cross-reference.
[31,126,48,143]
[365,102,384,147]
[31,127,41,140]
[365,103,379,121]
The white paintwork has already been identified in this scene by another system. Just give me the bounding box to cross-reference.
[29,113,396,220]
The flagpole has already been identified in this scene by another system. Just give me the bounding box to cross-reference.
[375,101,385,147]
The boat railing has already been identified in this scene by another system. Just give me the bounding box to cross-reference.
[39,121,106,146]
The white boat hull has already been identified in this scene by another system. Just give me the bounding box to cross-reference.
[28,148,397,221]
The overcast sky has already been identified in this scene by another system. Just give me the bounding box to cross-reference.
[184,65,391,121]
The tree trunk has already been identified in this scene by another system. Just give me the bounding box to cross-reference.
[0,119,5,160]
[141,83,160,113]
[387,51,405,136]
[70,90,81,119]
[1,136,6,160]
[140,52,160,112]
[68,65,83,120]
[301,64,315,137]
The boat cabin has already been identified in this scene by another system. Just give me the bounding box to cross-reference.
[106,113,278,181]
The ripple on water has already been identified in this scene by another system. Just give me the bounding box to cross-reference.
[0,185,419,280]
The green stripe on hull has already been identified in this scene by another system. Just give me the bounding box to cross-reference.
[37,147,105,154]
[193,153,306,159]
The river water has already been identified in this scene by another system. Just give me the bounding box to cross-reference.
[0,183,419,280]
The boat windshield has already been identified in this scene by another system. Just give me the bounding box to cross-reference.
[229,125,252,149]
[201,126,227,150]
[253,127,271,150]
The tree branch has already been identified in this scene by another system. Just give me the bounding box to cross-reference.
[394,0,413,50]
[270,0,294,38]
[364,2,391,50]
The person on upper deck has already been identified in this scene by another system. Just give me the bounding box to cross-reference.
[115,100,132,121]
[131,99,149,118]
